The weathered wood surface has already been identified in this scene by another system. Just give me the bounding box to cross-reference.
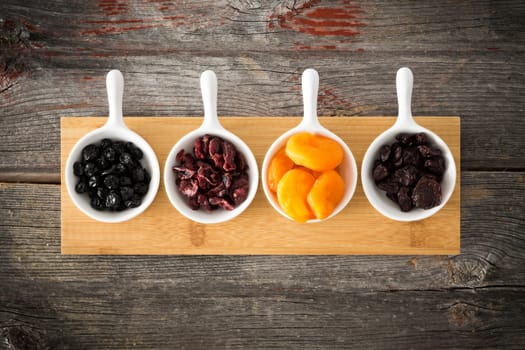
[1,0,524,348]
[1,172,524,348]
[0,0,524,181]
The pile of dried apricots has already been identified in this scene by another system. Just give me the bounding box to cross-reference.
[267,132,345,222]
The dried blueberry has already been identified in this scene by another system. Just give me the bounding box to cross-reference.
[105,191,122,209]
[100,138,113,149]
[82,144,100,162]
[103,175,120,190]
[84,162,98,177]
[126,142,143,160]
[125,197,142,208]
[134,182,149,195]
[131,167,145,183]
[75,181,88,193]
[73,138,149,212]
[88,175,101,189]
[96,187,108,200]
[119,176,132,187]
[73,161,84,176]
[119,152,134,168]
[91,197,105,211]
[120,186,134,201]
[103,147,117,162]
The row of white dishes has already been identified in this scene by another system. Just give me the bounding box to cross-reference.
[65,68,456,224]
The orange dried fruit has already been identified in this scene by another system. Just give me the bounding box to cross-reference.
[307,170,345,220]
[277,168,316,223]
[267,148,295,192]
[286,132,344,171]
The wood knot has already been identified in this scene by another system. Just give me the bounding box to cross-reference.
[0,17,42,95]
[447,302,480,329]
[447,256,490,287]
[189,222,206,247]
[2,326,47,350]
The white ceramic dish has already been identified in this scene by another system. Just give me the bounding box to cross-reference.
[164,70,259,224]
[361,67,457,222]
[65,70,160,223]
[261,69,358,223]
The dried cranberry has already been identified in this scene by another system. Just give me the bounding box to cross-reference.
[172,134,250,212]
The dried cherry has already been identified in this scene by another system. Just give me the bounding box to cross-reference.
[372,132,445,212]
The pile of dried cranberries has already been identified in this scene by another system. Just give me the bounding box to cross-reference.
[172,134,249,211]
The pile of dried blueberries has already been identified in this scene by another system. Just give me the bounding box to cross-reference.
[173,134,249,211]
[73,139,151,211]
[372,132,445,211]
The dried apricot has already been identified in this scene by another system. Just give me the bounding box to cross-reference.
[307,170,345,220]
[267,148,294,192]
[277,168,316,223]
[286,132,343,171]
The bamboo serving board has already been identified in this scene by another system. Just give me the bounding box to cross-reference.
[61,117,460,255]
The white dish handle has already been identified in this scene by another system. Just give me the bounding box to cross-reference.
[200,70,224,131]
[105,69,128,130]
[299,68,322,129]
[394,67,418,129]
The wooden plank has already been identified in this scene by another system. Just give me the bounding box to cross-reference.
[1,1,524,179]
[60,116,460,255]
[1,172,524,348]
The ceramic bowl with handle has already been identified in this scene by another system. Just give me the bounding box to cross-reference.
[361,67,457,222]
[65,70,160,223]
[261,69,358,223]
[164,70,259,224]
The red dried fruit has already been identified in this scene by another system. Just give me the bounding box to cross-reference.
[173,134,250,212]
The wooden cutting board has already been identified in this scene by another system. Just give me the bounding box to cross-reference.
[61,117,460,255]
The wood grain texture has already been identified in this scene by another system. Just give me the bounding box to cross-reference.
[1,172,524,348]
[0,1,524,181]
[60,117,460,255]
[1,0,524,348]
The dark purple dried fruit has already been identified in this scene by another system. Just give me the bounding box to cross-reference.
[173,134,250,212]
[394,165,419,187]
[395,133,414,146]
[397,186,413,212]
[412,177,442,209]
[417,145,441,158]
[376,177,400,194]
[380,145,391,162]
[414,133,429,145]
[373,164,390,182]
[372,132,445,212]
[424,156,445,175]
